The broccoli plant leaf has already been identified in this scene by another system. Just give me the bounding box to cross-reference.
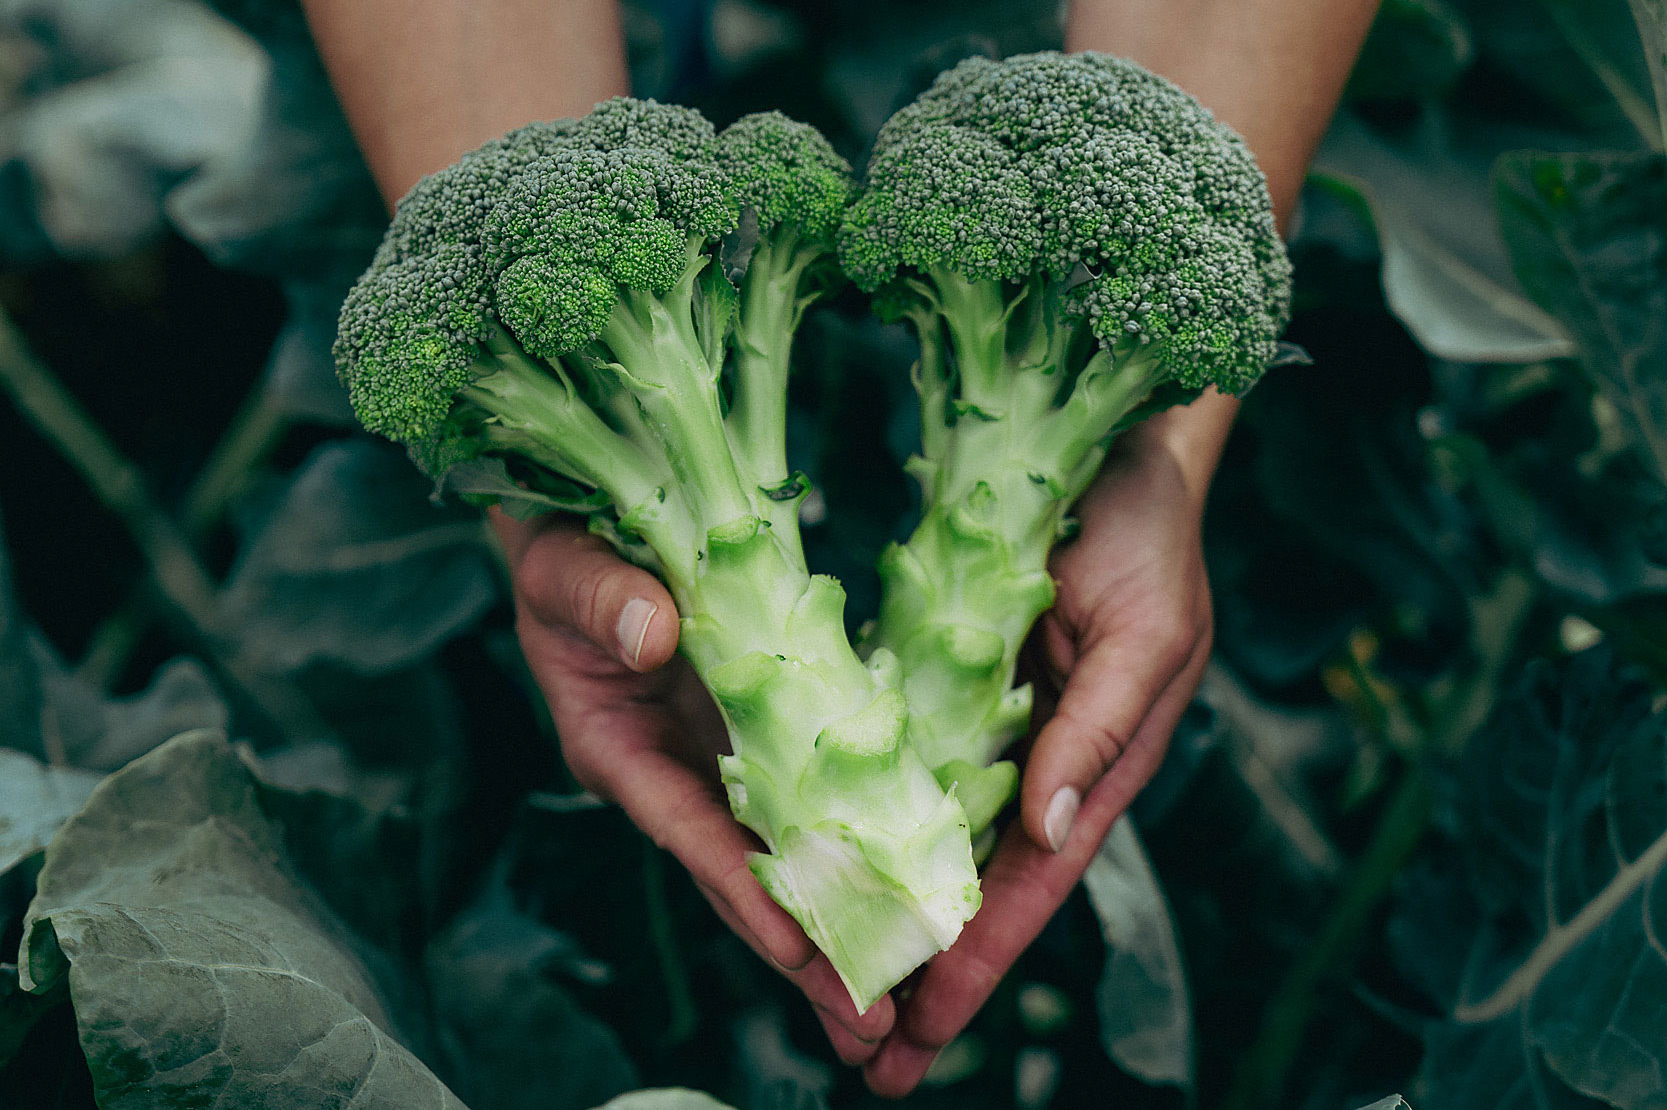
[1311,112,1577,364]
[1391,648,1667,1109]
[424,878,638,1110]
[17,729,468,1109]
[591,1093,737,1110]
[1494,150,1667,487]
[1627,0,1667,149]
[221,438,498,675]
[1083,817,1193,1094]
[0,513,227,772]
[1347,0,1473,103]
[0,749,100,879]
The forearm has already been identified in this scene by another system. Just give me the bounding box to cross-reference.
[300,0,629,204]
[1068,0,1380,503]
[1067,0,1379,222]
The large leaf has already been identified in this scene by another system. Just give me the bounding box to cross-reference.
[1083,817,1193,1094]
[18,729,468,1109]
[220,439,498,675]
[1437,431,1667,605]
[1392,649,1667,1109]
[1626,0,1667,148]
[1310,111,1577,364]
[591,1093,736,1110]
[1347,0,1473,102]
[424,879,638,1110]
[1211,343,1484,689]
[0,749,99,878]
[1494,149,1667,486]
[0,507,226,771]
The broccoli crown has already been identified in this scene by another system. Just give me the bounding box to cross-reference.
[334,243,494,441]
[839,51,1292,392]
[336,99,866,447]
[714,111,857,243]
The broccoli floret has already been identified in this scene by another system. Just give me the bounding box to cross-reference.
[334,98,980,1012]
[843,52,1294,822]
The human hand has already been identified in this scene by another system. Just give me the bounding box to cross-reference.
[863,414,1219,1097]
[491,510,897,1063]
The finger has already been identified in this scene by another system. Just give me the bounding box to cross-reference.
[864,1038,941,1098]
[865,658,1206,1099]
[586,737,819,974]
[698,876,896,1045]
[494,511,678,671]
[815,1004,884,1066]
[1019,620,1204,853]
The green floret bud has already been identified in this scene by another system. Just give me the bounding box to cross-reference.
[852,50,1296,819]
[570,96,718,161]
[334,244,492,443]
[481,146,736,278]
[495,257,616,357]
[607,217,695,292]
[384,120,580,263]
[715,111,857,242]
[840,125,1041,290]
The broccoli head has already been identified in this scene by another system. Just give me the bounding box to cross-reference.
[333,98,981,1012]
[845,52,1295,807]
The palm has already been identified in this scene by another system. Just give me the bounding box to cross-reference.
[865,429,1216,1097]
[494,513,898,1061]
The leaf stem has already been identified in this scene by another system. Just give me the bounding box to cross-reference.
[76,386,289,687]
[642,835,699,1046]
[0,310,221,637]
[0,308,326,745]
[1453,819,1667,1022]
[1222,570,1538,1108]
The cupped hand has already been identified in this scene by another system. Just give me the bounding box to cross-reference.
[863,414,1219,1097]
[491,510,896,1063]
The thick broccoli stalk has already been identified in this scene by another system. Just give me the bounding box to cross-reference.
[334,101,980,1011]
[839,53,1294,832]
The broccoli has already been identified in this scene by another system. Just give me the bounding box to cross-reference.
[333,99,981,1012]
[840,52,1295,826]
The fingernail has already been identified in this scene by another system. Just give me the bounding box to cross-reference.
[616,598,657,665]
[1043,786,1080,853]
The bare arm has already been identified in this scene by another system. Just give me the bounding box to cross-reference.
[866,0,1381,1096]
[299,0,629,203]
[1061,0,1382,514]
[300,0,900,1063]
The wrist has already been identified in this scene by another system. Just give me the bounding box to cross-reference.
[1118,390,1239,514]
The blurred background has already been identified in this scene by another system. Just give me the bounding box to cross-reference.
[0,0,1663,1108]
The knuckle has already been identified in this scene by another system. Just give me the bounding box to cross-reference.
[566,568,610,641]
[1057,703,1131,767]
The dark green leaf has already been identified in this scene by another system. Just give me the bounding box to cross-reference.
[1437,433,1667,604]
[18,730,468,1109]
[0,507,226,772]
[0,750,100,879]
[424,880,638,1110]
[1311,112,1578,363]
[220,439,498,675]
[36,656,229,772]
[1348,0,1473,102]
[1495,149,1667,485]
[1393,649,1667,1108]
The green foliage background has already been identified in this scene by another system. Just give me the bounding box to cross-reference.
[0,0,1663,1107]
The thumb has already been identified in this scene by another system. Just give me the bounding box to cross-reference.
[1019,630,1201,853]
[492,511,679,671]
